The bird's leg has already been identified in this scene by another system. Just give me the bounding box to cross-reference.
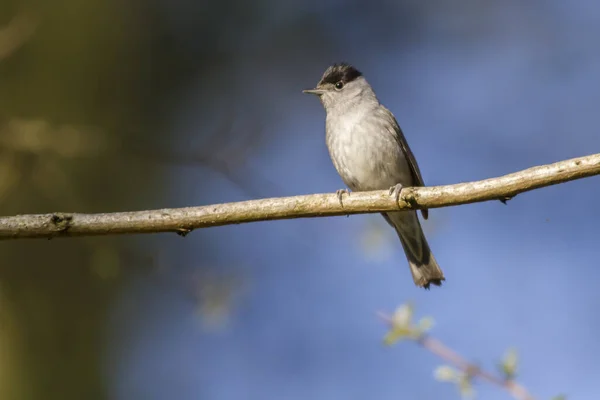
[336,188,350,207]
[389,183,403,204]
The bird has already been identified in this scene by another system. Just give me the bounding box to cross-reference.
[303,63,444,289]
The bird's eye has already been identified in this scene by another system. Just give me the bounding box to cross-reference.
[334,81,344,90]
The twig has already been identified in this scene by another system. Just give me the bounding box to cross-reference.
[0,153,598,240]
[379,311,537,400]
[419,335,535,400]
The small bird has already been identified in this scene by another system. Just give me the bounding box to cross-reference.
[303,63,444,288]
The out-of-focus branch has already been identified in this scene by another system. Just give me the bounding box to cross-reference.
[420,336,534,400]
[0,153,598,240]
[0,12,37,61]
[379,305,541,400]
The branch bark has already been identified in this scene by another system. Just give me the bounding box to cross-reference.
[1,153,599,240]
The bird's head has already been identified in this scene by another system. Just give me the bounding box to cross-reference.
[303,63,375,112]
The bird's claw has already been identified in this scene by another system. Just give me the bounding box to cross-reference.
[389,183,404,203]
[499,196,513,205]
[336,188,350,207]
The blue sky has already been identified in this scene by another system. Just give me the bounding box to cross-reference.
[107,2,600,399]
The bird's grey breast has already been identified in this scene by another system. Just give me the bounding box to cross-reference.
[325,107,414,191]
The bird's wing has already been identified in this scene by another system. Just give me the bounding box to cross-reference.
[383,107,429,220]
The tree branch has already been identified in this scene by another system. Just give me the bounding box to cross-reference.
[1,153,599,240]
[379,306,540,400]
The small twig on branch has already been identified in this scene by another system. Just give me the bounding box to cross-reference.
[379,307,538,400]
[0,153,599,240]
[419,336,534,400]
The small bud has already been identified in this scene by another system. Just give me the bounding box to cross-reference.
[416,316,435,334]
[500,348,519,380]
[383,304,415,345]
[383,304,434,344]
[392,303,413,329]
[434,365,457,382]
[458,373,476,399]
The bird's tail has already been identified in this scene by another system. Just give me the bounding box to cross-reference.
[383,211,445,289]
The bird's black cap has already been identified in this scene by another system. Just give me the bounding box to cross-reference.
[318,63,363,86]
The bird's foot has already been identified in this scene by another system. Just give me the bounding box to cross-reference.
[499,195,513,205]
[336,188,350,207]
[388,183,404,203]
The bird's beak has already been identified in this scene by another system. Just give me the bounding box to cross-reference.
[302,88,326,96]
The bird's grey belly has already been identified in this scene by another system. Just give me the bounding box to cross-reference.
[327,127,412,192]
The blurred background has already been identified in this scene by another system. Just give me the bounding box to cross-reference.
[0,0,599,399]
